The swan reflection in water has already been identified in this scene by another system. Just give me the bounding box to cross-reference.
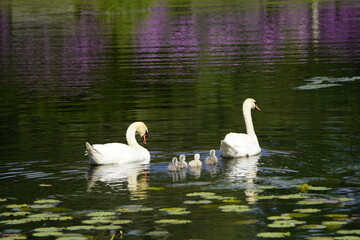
[87,159,150,200]
[222,154,260,203]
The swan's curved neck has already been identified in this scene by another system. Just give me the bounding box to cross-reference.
[243,105,259,145]
[126,124,142,149]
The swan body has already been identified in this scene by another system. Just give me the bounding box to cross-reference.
[168,157,179,172]
[178,154,188,168]
[205,149,218,165]
[86,122,150,165]
[189,153,202,168]
[220,98,261,158]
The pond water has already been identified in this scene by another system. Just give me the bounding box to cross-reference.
[1,0,359,239]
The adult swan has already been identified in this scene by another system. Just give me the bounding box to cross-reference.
[220,98,261,158]
[86,122,150,165]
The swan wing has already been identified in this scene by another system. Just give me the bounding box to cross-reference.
[86,142,150,165]
[220,133,260,158]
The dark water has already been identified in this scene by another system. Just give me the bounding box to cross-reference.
[1,0,359,239]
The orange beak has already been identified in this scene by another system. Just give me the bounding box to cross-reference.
[142,133,148,145]
[255,105,261,111]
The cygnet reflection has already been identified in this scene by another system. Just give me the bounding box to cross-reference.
[87,159,150,200]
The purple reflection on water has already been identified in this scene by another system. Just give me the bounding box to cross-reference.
[133,1,360,76]
[0,4,107,100]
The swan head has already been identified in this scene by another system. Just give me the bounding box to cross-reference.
[194,153,200,160]
[210,149,216,156]
[131,122,149,144]
[179,154,186,161]
[172,157,179,165]
[244,98,261,112]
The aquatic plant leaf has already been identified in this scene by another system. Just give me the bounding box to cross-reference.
[219,205,251,213]
[298,183,310,192]
[278,194,308,199]
[155,219,192,224]
[186,192,216,197]
[325,214,348,218]
[111,220,132,225]
[0,234,26,239]
[81,219,112,224]
[86,211,116,217]
[39,184,52,187]
[33,199,61,204]
[146,230,170,236]
[29,204,56,209]
[183,200,212,205]
[33,232,63,237]
[0,211,30,217]
[0,198,7,202]
[267,216,292,220]
[93,225,122,230]
[159,208,190,215]
[296,200,324,205]
[299,224,327,229]
[56,236,88,240]
[336,197,355,202]
[337,230,360,235]
[223,198,241,203]
[259,186,278,190]
[268,220,305,228]
[234,219,259,225]
[293,208,321,213]
[288,213,310,218]
[322,221,348,229]
[116,208,139,213]
[307,237,334,240]
[256,232,291,238]
[308,186,332,191]
[334,236,360,240]
[148,187,165,191]
[5,204,28,209]
[66,225,95,231]
[256,195,277,200]
[34,227,62,232]
[1,219,32,225]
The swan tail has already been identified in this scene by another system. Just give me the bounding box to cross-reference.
[220,140,243,158]
[85,142,104,165]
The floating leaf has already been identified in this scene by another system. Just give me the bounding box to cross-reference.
[155,219,191,224]
[66,225,95,231]
[159,208,190,215]
[293,208,321,213]
[1,219,32,225]
[278,194,308,199]
[307,236,334,240]
[259,186,278,190]
[39,184,52,187]
[334,236,360,240]
[299,224,327,229]
[116,208,139,213]
[186,192,216,198]
[34,227,62,232]
[223,198,241,203]
[93,225,122,230]
[34,199,61,204]
[29,204,56,209]
[234,219,259,225]
[267,216,292,220]
[6,204,28,209]
[219,205,251,213]
[256,195,277,200]
[33,232,63,237]
[268,220,305,228]
[308,186,332,191]
[82,219,112,225]
[0,198,7,202]
[337,230,360,235]
[322,221,348,228]
[183,200,212,205]
[256,232,291,238]
[0,211,30,217]
[56,236,88,240]
[296,200,324,205]
[148,187,165,191]
[336,197,355,202]
[325,214,348,218]
[87,211,115,217]
[111,219,132,225]
[288,213,310,218]
[146,230,170,236]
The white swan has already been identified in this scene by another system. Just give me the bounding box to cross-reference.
[85,122,150,165]
[205,149,218,165]
[188,153,202,168]
[220,98,261,158]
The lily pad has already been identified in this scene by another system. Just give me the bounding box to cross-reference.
[219,204,251,213]
[268,220,305,228]
[322,221,348,227]
[278,194,308,199]
[336,197,355,202]
[222,198,241,203]
[29,204,56,209]
[146,230,170,236]
[81,219,112,225]
[0,198,7,202]
[325,214,348,218]
[148,187,165,191]
[296,200,325,205]
[155,219,192,224]
[116,208,140,213]
[159,208,190,215]
[288,213,310,218]
[337,230,360,235]
[93,225,122,230]
[66,225,95,231]
[259,186,278,190]
[86,211,116,217]
[293,208,321,213]
[183,200,212,205]
[33,232,63,237]
[111,219,132,225]
[299,224,327,229]
[256,232,291,238]
[186,192,216,198]
[257,195,277,200]
[0,211,30,217]
[56,236,88,240]
[34,227,62,232]
[33,199,62,204]
[6,204,28,209]
[267,216,292,220]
